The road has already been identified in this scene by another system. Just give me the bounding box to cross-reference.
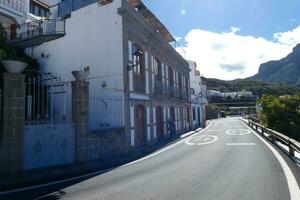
[1,117,300,200]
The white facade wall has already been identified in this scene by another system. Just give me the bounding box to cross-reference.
[31,1,125,129]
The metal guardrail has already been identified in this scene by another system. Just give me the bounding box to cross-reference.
[247,117,300,157]
[0,89,2,129]
[5,19,65,42]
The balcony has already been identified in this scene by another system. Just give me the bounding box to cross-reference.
[133,75,146,93]
[5,19,66,48]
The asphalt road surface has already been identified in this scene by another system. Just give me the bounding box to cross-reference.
[1,117,300,200]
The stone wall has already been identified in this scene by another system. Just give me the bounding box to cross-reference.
[80,128,126,161]
[0,73,25,174]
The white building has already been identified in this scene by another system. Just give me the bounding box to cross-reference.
[188,61,207,128]
[0,0,50,27]
[6,0,191,150]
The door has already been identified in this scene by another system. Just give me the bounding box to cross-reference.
[197,107,201,127]
[10,24,17,40]
[135,105,146,147]
[156,106,164,141]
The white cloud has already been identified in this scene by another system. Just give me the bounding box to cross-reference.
[179,26,300,80]
[274,26,300,46]
[230,26,241,34]
[180,9,186,16]
[174,36,182,42]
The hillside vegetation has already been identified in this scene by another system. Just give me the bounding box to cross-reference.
[205,78,300,97]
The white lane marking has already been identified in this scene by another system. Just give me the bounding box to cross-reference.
[240,120,300,200]
[185,135,218,146]
[124,121,214,166]
[0,122,215,195]
[226,143,256,146]
[226,129,251,136]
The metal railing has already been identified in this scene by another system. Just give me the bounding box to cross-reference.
[5,19,65,42]
[25,73,73,125]
[89,96,124,130]
[133,75,146,93]
[247,117,300,157]
[0,89,2,130]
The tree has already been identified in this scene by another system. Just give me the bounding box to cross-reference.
[258,94,300,141]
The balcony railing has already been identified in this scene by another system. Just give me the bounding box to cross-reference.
[133,75,146,93]
[5,19,65,48]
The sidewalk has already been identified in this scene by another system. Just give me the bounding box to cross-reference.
[0,127,203,192]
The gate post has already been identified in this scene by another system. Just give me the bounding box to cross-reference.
[72,73,89,162]
[0,73,25,174]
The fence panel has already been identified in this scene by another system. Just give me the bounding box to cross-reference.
[25,73,74,125]
[89,96,124,130]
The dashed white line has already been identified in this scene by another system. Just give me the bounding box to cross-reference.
[226,143,256,146]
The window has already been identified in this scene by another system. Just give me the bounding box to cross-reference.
[40,8,45,17]
[34,5,39,16]
[191,88,195,95]
[154,58,162,80]
[193,108,196,121]
[168,67,173,85]
[132,45,144,77]
[178,73,182,90]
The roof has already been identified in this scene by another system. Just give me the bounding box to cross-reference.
[128,0,175,42]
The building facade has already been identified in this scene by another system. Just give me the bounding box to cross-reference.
[22,0,191,151]
[189,61,207,129]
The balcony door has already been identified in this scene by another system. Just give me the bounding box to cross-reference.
[135,105,146,147]
[156,106,164,141]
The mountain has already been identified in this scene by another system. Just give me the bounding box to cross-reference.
[205,78,300,97]
[251,44,300,87]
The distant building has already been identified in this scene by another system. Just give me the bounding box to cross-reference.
[208,90,223,97]
[0,0,50,27]
[188,61,207,128]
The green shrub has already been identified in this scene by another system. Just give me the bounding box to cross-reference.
[258,94,300,141]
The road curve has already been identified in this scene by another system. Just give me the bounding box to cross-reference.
[1,117,299,200]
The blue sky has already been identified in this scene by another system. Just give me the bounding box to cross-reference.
[143,0,300,80]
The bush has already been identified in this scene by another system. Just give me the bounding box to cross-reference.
[258,94,300,141]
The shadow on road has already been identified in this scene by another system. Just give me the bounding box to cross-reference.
[0,132,198,200]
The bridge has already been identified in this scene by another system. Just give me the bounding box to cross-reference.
[0,117,299,200]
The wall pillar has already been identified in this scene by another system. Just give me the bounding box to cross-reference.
[72,80,89,162]
[0,73,25,174]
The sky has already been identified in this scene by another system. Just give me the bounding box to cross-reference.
[143,0,300,80]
